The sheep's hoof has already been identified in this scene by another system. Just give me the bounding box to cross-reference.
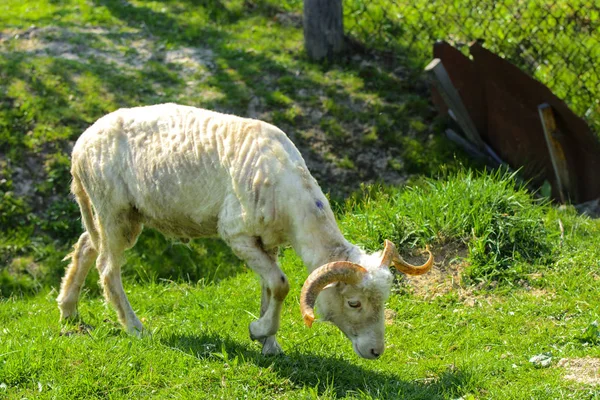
[261,336,283,356]
[249,325,283,356]
[59,310,79,322]
[249,323,259,341]
[58,306,85,326]
[126,322,149,338]
[57,301,79,321]
[249,320,277,341]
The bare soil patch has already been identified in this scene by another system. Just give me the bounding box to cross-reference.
[400,242,506,307]
[558,357,600,386]
[0,26,214,71]
[402,241,469,299]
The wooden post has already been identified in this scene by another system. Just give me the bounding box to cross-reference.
[303,0,344,61]
[445,129,504,168]
[425,58,485,150]
[538,103,572,203]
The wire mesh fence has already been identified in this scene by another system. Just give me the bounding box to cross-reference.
[344,0,600,135]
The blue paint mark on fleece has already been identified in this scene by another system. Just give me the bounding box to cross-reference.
[315,200,324,210]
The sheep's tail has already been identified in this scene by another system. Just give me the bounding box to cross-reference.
[70,174,100,251]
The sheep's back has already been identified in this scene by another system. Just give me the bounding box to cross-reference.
[70,104,312,241]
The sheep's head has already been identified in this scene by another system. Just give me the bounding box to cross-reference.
[300,240,433,359]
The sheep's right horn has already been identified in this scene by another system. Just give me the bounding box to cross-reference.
[300,261,367,328]
[381,239,434,275]
[379,239,396,268]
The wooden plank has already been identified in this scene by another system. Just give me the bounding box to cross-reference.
[445,129,484,159]
[425,58,485,149]
[538,103,571,202]
[445,129,505,168]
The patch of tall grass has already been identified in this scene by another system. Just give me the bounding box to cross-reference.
[340,169,557,283]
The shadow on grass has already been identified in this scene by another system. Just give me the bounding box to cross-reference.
[100,0,468,207]
[125,232,247,284]
[90,0,445,182]
[163,332,471,399]
[0,0,465,296]
[0,0,451,194]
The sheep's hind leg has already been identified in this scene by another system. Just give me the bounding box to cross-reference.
[96,215,144,336]
[226,236,288,356]
[57,232,98,320]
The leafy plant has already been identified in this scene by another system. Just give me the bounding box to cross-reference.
[579,321,600,345]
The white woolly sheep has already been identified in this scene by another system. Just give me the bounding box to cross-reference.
[56,103,433,359]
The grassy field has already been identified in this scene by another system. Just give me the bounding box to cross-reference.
[2,172,600,398]
[1,0,600,398]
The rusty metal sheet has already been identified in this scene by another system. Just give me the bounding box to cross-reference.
[430,41,600,203]
[470,42,600,203]
[472,51,555,190]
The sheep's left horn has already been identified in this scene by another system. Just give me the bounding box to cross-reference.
[381,239,434,275]
[300,261,367,327]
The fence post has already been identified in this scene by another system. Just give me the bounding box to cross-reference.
[538,103,572,203]
[303,0,344,61]
[425,58,486,150]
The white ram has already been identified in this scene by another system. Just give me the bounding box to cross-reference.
[56,103,433,359]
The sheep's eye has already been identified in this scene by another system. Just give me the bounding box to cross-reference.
[348,300,361,308]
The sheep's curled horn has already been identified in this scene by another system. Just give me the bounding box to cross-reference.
[380,240,433,275]
[299,261,366,327]
[299,241,434,327]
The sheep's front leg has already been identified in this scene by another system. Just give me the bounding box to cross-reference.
[256,263,284,356]
[226,236,289,355]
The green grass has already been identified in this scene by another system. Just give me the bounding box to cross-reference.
[2,171,600,398]
[2,0,600,398]
[0,0,462,294]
